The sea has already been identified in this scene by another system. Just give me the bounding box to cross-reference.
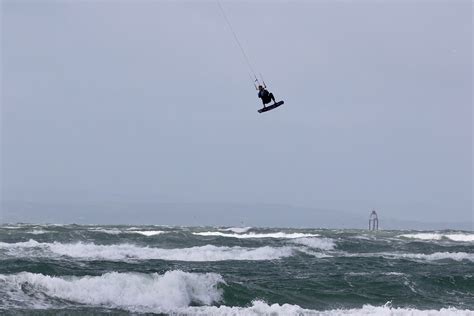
[0,224,473,315]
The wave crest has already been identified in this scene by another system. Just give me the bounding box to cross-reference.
[0,271,224,312]
[291,237,335,250]
[194,231,319,239]
[0,240,294,262]
[158,300,474,315]
[399,233,474,242]
[221,227,252,233]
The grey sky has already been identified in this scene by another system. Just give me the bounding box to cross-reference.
[1,0,472,225]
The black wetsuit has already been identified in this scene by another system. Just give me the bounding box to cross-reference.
[258,89,276,105]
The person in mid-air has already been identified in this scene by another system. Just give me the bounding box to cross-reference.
[257,85,276,107]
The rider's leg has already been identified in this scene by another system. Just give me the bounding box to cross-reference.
[269,93,276,104]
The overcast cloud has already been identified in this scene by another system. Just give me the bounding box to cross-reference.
[1,0,472,226]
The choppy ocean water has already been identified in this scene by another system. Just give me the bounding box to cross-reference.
[0,224,473,315]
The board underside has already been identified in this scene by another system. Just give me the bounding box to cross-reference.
[258,101,284,113]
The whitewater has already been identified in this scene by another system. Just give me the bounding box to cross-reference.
[0,225,473,315]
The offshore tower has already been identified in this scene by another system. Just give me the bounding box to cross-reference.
[369,209,379,231]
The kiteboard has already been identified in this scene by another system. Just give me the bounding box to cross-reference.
[258,101,284,113]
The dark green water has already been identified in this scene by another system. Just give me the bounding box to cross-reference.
[0,224,473,315]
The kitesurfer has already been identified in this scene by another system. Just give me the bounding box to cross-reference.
[258,85,276,107]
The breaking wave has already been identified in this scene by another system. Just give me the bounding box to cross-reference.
[88,228,166,236]
[399,233,474,242]
[0,271,224,313]
[220,227,252,233]
[194,231,319,239]
[181,301,473,316]
[183,300,318,315]
[388,251,474,262]
[27,229,48,235]
[290,237,335,250]
[88,228,123,235]
[341,251,474,263]
[1,274,472,315]
[0,240,294,262]
[128,230,166,236]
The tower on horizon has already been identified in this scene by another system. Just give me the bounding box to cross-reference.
[369,209,379,231]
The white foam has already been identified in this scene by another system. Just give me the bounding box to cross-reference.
[335,251,474,263]
[399,233,474,242]
[291,237,335,250]
[182,300,319,315]
[0,271,224,312]
[351,235,374,241]
[0,239,42,249]
[27,229,48,235]
[221,227,252,233]
[444,234,474,242]
[126,227,141,230]
[346,272,406,277]
[391,252,474,262]
[146,300,474,316]
[0,240,294,262]
[382,272,406,276]
[194,231,319,239]
[399,233,443,240]
[346,272,371,276]
[89,228,123,235]
[0,272,472,315]
[318,304,473,316]
[297,248,333,258]
[129,230,165,236]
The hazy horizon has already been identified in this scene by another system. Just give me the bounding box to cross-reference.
[2,198,472,231]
